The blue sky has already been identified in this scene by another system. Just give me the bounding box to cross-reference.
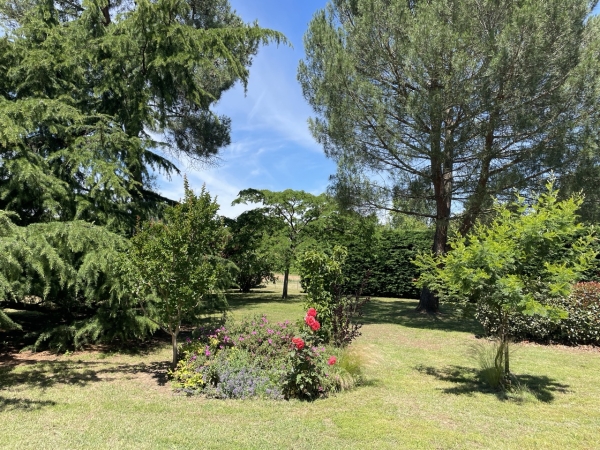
[156,0,332,218]
[156,1,600,218]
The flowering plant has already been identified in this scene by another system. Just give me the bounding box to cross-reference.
[171,310,361,400]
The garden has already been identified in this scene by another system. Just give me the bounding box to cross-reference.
[2,284,600,449]
[4,0,600,448]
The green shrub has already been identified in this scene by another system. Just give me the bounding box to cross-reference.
[341,228,431,299]
[476,282,600,345]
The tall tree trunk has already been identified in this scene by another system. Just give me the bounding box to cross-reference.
[282,267,289,299]
[417,128,452,313]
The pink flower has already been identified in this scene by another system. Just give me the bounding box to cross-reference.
[327,356,336,365]
[306,308,317,317]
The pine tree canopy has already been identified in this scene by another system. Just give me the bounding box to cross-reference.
[0,0,286,231]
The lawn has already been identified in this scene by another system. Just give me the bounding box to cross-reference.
[1,281,600,449]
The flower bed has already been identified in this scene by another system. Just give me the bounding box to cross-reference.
[171,310,362,400]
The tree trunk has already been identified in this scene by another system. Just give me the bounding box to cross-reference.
[171,333,178,369]
[282,268,289,299]
[416,93,453,314]
[416,167,451,313]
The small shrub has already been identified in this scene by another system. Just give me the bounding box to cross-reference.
[476,282,600,346]
[299,246,369,347]
[327,347,365,392]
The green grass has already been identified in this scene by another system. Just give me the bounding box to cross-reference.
[2,286,600,449]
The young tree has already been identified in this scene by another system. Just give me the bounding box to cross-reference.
[233,189,330,298]
[130,179,229,367]
[299,0,600,312]
[414,183,597,385]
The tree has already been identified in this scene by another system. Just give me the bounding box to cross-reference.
[0,0,285,349]
[233,189,330,298]
[223,209,278,293]
[298,0,600,312]
[130,179,229,367]
[0,0,286,232]
[414,183,597,385]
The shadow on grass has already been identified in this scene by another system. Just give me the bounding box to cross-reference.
[0,358,171,393]
[415,364,569,403]
[362,298,483,334]
[226,292,304,310]
[0,396,57,412]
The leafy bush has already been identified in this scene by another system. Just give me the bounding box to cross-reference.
[171,311,363,400]
[477,282,600,345]
[299,246,369,347]
[416,183,597,384]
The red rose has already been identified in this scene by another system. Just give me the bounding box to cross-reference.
[292,337,305,350]
[306,308,317,317]
[327,356,336,365]
[305,315,316,326]
[310,320,320,331]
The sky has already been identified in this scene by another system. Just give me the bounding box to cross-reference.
[155,0,333,218]
[156,1,600,218]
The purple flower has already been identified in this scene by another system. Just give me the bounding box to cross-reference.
[251,331,257,335]
[267,329,273,334]
[186,337,191,343]
[205,350,211,356]
[268,339,272,344]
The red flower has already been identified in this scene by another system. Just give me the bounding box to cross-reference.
[306,308,317,317]
[327,356,336,365]
[305,315,321,332]
[292,337,305,350]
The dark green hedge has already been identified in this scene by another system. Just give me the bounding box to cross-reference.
[341,228,432,299]
[476,282,600,345]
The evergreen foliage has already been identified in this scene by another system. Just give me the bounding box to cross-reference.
[299,0,600,311]
[0,0,285,231]
[223,209,278,292]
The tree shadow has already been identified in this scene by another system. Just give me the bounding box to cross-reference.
[0,395,57,412]
[0,358,171,391]
[415,364,569,403]
[226,292,304,310]
[362,298,483,334]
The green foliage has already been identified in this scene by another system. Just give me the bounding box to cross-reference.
[298,246,347,336]
[477,282,600,346]
[298,246,370,347]
[415,182,597,380]
[299,0,600,265]
[223,209,278,292]
[233,189,332,298]
[0,209,154,349]
[130,179,230,365]
[344,227,432,299]
[0,0,286,231]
